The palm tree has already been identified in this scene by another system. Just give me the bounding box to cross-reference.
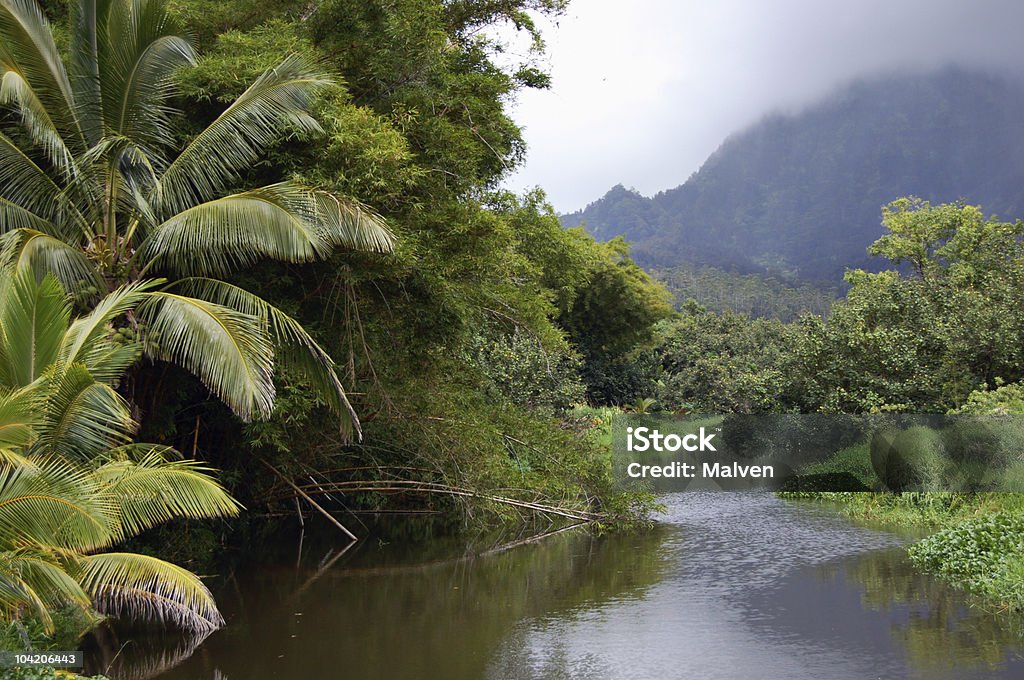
[0,0,394,435]
[0,270,240,633]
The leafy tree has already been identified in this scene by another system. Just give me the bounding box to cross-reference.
[0,271,239,634]
[0,0,393,433]
[654,303,794,413]
[788,198,1024,413]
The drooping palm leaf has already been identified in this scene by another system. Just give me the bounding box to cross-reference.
[173,277,360,437]
[136,184,332,278]
[0,229,104,291]
[137,291,275,420]
[37,361,136,460]
[0,456,111,551]
[92,448,240,542]
[156,54,330,215]
[78,551,225,632]
[0,0,84,150]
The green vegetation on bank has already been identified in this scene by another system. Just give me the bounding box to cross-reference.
[1,0,673,649]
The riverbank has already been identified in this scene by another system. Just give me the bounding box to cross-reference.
[784,491,1024,614]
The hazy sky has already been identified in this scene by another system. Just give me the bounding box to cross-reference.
[502,0,1024,213]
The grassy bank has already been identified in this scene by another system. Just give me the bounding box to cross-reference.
[785,490,1024,613]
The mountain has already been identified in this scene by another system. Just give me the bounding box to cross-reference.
[562,68,1024,283]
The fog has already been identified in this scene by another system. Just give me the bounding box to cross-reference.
[503,0,1024,212]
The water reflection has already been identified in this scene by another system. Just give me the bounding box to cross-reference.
[105,493,1024,680]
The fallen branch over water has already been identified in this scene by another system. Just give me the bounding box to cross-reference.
[261,459,359,542]
[262,477,602,523]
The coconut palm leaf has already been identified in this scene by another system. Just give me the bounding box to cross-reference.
[59,277,157,367]
[155,53,330,214]
[93,448,240,542]
[312,190,394,253]
[78,552,225,632]
[0,69,75,177]
[0,229,104,291]
[173,277,360,437]
[136,184,333,278]
[0,269,69,387]
[137,291,275,420]
[0,0,83,150]
[37,362,136,460]
[0,456,111,551]
[0,386,37,453]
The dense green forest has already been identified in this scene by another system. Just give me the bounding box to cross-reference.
[652,264,836,321]
[563,68,1024,281]
[0,0,672,652]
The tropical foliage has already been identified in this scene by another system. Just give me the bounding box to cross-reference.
[0,0,394,434]
[0,271,239,634]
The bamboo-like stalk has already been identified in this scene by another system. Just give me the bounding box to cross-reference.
[266,478,602,522]
[261,460,358,542]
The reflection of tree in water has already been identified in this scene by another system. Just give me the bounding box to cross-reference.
[82,623,213,679]
[102,525,671,680]
[830,549,1024,672]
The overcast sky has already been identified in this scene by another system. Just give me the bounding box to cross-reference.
[502,0,1024,213]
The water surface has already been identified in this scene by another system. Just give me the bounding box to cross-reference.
[95,493,1024,679]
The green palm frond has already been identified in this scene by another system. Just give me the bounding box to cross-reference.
[0,69,75,178]
[0,547,90,630]
[0,269,69,387]
[0,133,81,232]
[0,456,111,551]
[312,190,394,253]
[37,362,135,460]
[137,184,332,277]
[59,277,158,367]
[156,54,331,214]
[0,0,83,150]
[101,1,195,151]
[138,291,275,420]
[93,448,240,542]
[79,552,225,632]
[0,229,104,291]
[0,386,38,452]
[173,278,360,437]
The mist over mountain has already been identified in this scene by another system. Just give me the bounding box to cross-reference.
[562,68,1024,283]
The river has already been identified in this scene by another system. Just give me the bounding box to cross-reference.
[89,493,1024,679]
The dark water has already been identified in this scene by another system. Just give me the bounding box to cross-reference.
[95,493,1024,679]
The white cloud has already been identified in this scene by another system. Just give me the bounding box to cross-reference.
[503,0,1024,212]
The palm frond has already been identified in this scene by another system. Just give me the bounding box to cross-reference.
[0,0,84,150]
[59,277,159,368]
[78,552,225,631]
[0,547,90,628]
[0,69,75,178]
[37,361,135,461]
[0,229,103,292]
[93,448,240,542]
[312,190,394,253]
[0,385,38,452]
[137,291,275,420]
[156,54,331,214]
[0,133,84,235]
[136,184,331,277]
[173,277,360,438]
[101,0,195,153]
[0,456,112,551]
[0,269,69,387]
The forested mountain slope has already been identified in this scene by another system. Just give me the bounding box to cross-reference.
[563,68,1024,282]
